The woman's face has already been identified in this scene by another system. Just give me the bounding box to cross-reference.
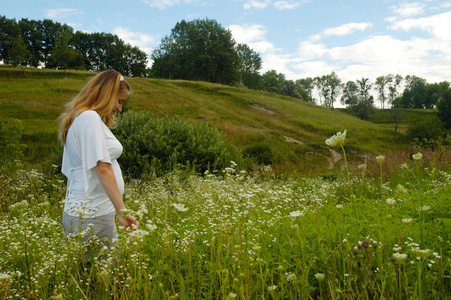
[113,97,126,114]
[113,90,129,114]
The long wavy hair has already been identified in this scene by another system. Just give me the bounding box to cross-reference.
[58,70,130,144]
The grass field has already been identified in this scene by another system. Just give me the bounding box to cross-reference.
[0,65,413,175]
[0,66,450,299]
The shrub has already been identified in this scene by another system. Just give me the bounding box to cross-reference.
[243,139,274,165]
[406,114,446,146]
[114,111,243,178]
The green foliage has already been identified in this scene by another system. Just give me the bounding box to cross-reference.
[0,118,24,172]
[243,139,274,165]
[151,18,241,85]
[114,110,244,178]
[0,16,147,76]
[7,36,30,67]
[406,114,446,145]
[437,89,451,129]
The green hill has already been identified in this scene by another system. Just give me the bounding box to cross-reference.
[0,66,407,174]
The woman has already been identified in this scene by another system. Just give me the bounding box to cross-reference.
[59,69,139,248]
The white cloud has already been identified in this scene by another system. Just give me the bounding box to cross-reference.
[390,2,426,17]
[228,24,267,43]
[243,0,306,10]
[322,22,372,37]
[228,23,277,53]
[142,0,199,9]
[273,1,301,10]
[112,27,156,56]
[45,8,83,19]
[243,0,271,10]
[389,10,451,41]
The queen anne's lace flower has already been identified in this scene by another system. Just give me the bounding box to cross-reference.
[172,203,189,212]
[325,130,347,148]
[412,152,423,160]
[376,155,385,164]
[314,273,325,281]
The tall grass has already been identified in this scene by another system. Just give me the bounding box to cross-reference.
[0,149,450,299]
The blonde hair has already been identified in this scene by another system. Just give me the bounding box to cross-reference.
[58,70,130,144]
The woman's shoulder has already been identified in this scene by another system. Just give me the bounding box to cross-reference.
[77,110,101,122]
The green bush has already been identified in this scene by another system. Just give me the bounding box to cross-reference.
[243,140,274,165]
[114,111,243,178]
[406,114,446,145]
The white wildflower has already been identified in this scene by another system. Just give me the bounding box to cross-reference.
[172,203,189,212]
[325,130,347,148]
[290,210,303,217]
[392,253,408,263]
[267,285,278,291]
[0,273,11,282]
[396,184,408,194]
[419,205,430,212]
[286,272,296,282]
[386,198,396,207]
[376,155,385,164]
[412,152,423,160]
[402,218,412,224]
[120,208,130,216]
[314,273,325,281]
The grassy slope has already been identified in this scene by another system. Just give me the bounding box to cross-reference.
[0,66,407,173]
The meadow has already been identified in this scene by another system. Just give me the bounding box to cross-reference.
[0,67,450,299]
[1,142,450,299]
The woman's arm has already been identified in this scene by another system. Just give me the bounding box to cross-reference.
[95,161,139,231]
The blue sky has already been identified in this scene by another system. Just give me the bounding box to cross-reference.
[2,0,451,85]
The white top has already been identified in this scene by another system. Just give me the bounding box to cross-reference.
[62,110,124,218]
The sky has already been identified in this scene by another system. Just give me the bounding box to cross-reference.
[2,0,451,87]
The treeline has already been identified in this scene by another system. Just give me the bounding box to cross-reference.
[1,15,450,118]
[148,18,451,117]
[0,16,147,77]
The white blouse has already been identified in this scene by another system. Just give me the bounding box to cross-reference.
[62,110,124,218]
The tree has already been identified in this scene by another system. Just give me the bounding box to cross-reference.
[0,15,20,62]
[18,18,44,67]
[395,75,427,108]
[236,43,262,89]
[151,18,241,85]
[357,77,372,101]
[261,70,285,94]
[437,89,451,129]
[296,77,315,103]
[41,19,72,66]
[343,78,375,119]
[386,74,403,107]
[341,81,359,107]
[424,81,450,109]
[324,71,342,109]
[8,36,30,67]
[314,75,328,106]
[374,75,389,109]
[281,80,301,99]
[48,29,83,73]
